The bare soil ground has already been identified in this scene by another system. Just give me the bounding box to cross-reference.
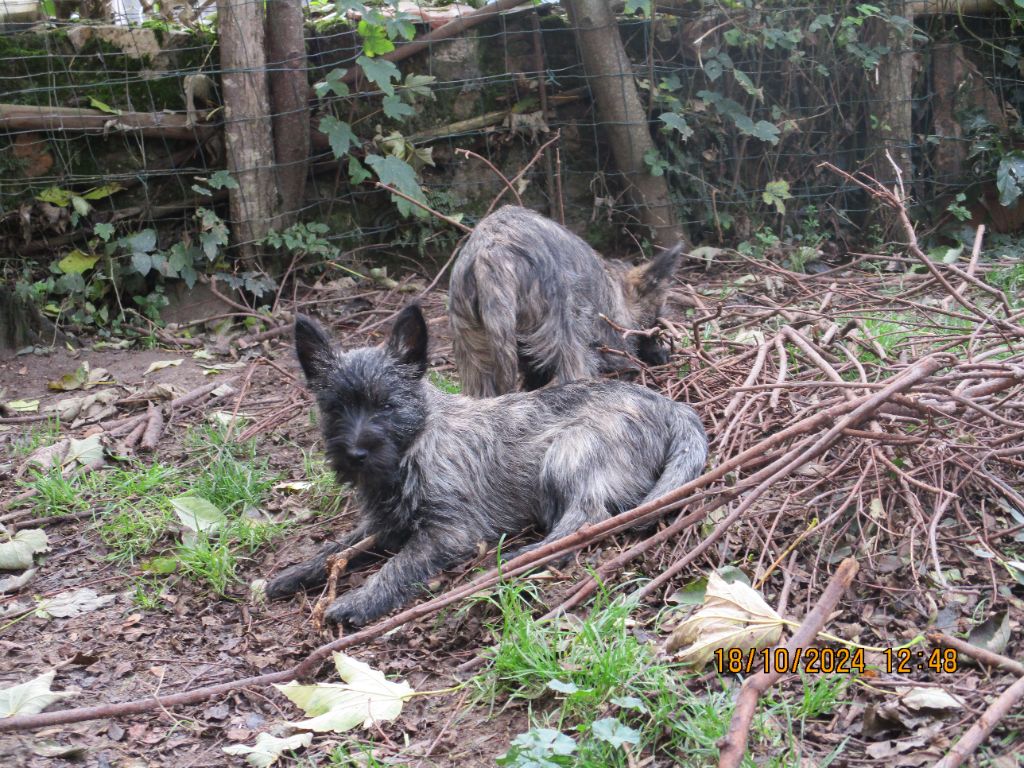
[0,256,1022,768]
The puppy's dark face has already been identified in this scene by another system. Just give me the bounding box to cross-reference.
[294,307,428,486]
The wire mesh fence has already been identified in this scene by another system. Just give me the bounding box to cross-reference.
[1,0,1022,273]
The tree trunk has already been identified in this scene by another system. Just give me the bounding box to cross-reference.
[564,0,686,250]
[0,286,67,350]
[266,0,310,231]
[865,2,916,236]
[217,0,278,261]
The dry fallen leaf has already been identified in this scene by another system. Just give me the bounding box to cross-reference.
[0,671,76,717]
[35,588,116,619]
[144,359,184,376]
[274,652,414,733]
[0,529,50,571]
[665,572,784,668]
[222,732,313,767]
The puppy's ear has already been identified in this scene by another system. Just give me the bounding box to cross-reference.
[631,243,683,296]
[294,314,336,386]
[386,304,428,378]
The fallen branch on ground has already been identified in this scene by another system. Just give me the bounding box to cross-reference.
[718,558,860,768]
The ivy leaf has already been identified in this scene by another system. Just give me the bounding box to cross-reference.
[382,95,415,120]
[733,115,781,144]
[592,718,641,749]
[357,55,400,96]
[762,179,792,214]
[315,68,349,99]
[996,151,1024,207]
[319,115,358,159]
[358,19,395,57]
[659,112,694,141]
[365,154,427,218]
[93,222,115,241]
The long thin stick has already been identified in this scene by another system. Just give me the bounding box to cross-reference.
[718,558,860,768]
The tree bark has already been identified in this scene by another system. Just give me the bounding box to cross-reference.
[564,0,686,250]
[217,0,278,261]
[865,1,916,236]
[266,0,310,230]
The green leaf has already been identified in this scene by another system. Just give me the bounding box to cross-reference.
[57,249,100,275]
[36,187,74,207]
[365,154,427,218]
[93,222,115,241]
[358,19,395,57]
[88,96,121,115]
[592,718,641,749]
[659,112,694,141]
[762,179,792,214]
[171,495,227,534]
[546,680,579,694]
[131,252,153,276]
[739,117,781,144]
[732,69,763,100]
[208,170,239,190]
[358,55,400,96]
[348,156,371,185]
[80,183,121,201]
[382,94,415,120]
[401,73,436,99]
[319,116,358,159]
[315,68,349,99]
[125,229,157,254]
[996,151,1024,207]
[142,556,179,575]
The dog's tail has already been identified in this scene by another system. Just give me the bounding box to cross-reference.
[638,405,708,506]
[449,257,520,397]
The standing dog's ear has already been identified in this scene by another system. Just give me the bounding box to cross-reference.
[386,304,428,378]
[294,314,336,386]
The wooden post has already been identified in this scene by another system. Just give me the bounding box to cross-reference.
[217,0,278,261]
[565,0,687,250]
[266,0,310,231]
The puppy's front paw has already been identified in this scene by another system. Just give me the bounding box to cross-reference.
[324,589,382,628]
[265,543,346,599]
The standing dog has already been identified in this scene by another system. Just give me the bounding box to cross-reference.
[448,206,683,397]
[266,305,707,627]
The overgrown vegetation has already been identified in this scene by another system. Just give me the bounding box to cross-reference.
[19,423,289,596]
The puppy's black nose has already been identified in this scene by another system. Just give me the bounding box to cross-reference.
[346,446,368,465]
